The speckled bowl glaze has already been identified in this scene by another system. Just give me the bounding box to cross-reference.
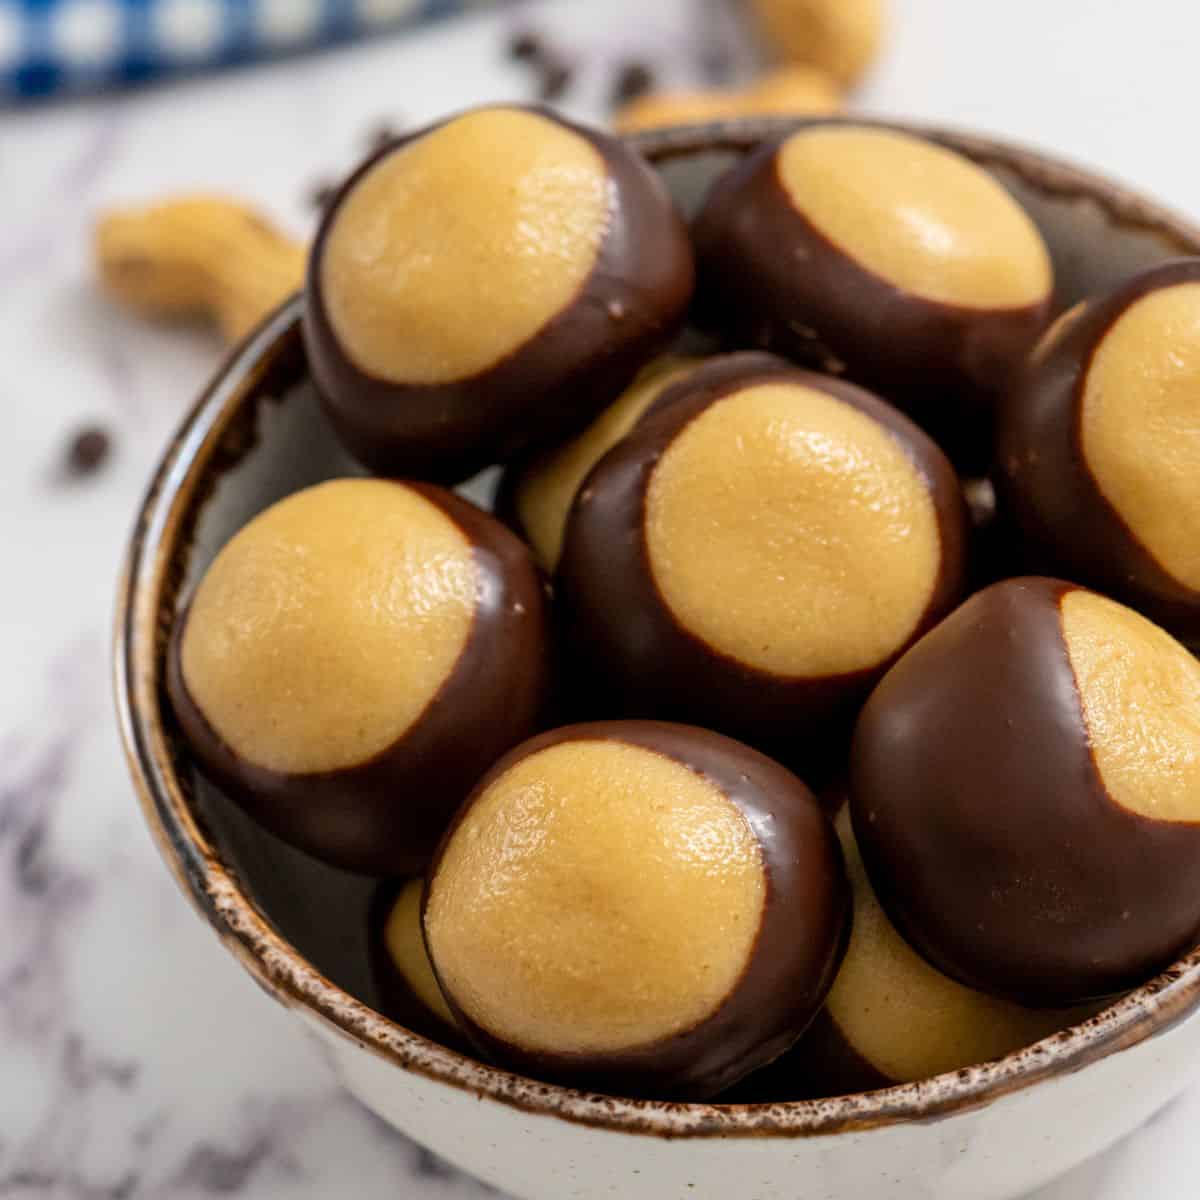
[115,117,1200,1200]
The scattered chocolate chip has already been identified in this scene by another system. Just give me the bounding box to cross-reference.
[612,60,655,109]
[537,56,573,102]
[308,180,338,214]
[365,120,405,154]
[312,177,345,213]
[507,29,545,64]
[64,425,111,477]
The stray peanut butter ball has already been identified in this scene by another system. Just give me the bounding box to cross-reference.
[692,124,1054,469]
[168,478,550,876]
[557,357,969,766]
[852,577,1200,1006]
[370,879,468,1051]
[304,105,695,483]
[423,721,848,1099]
[996,259,1200,646]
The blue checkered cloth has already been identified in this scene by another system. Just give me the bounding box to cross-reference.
[1,0,495,99]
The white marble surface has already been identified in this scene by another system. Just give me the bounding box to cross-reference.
[3,1,1200,1195]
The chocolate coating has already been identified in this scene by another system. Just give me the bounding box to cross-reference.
[995,259,1200,646]
[168,483,551,876]
[728,803,1094,1102]
[556,358,969,769]
[304,105,695,483]
[495,351,786,569]
[851,577,1200,1005]
[719,1006,888,1103]
[423,721,849,1100]
[692,124,1053,471]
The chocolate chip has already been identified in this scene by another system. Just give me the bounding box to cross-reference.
[507,29,545,64]
[64,425,111,477]
[308,178,338,213]
[537,56,573,102]
[365,120,405,154]
[612,60,655,109]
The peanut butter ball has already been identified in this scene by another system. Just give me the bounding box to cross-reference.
[852,577,1200,1005]
[558,358,969,766]
[499,354,702,572]
[997,259,1200,646]
[423,721,848,1099]
[304,105,695,482]
[693,124,1054,469]
[370,879,468,1051]
[168,478,550,875]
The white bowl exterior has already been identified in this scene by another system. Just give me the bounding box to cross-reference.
[311,1004,1199,1200]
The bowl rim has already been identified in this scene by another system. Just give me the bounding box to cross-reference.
[115,114,1200,1141]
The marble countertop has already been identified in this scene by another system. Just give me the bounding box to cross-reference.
[3,1,1199,1195]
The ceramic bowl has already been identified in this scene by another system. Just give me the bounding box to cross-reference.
[115,117,1200,1200]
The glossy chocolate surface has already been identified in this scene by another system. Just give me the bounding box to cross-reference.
[851,577,1200,1005]
[168,484,551,876]
[556,359,969,770]
[495,351,785,559]
[719,1006,887,1103]
[995,259,1200,645]
[304,107,695,483]
[424,720,849,1100]
[691,127,1052,472]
